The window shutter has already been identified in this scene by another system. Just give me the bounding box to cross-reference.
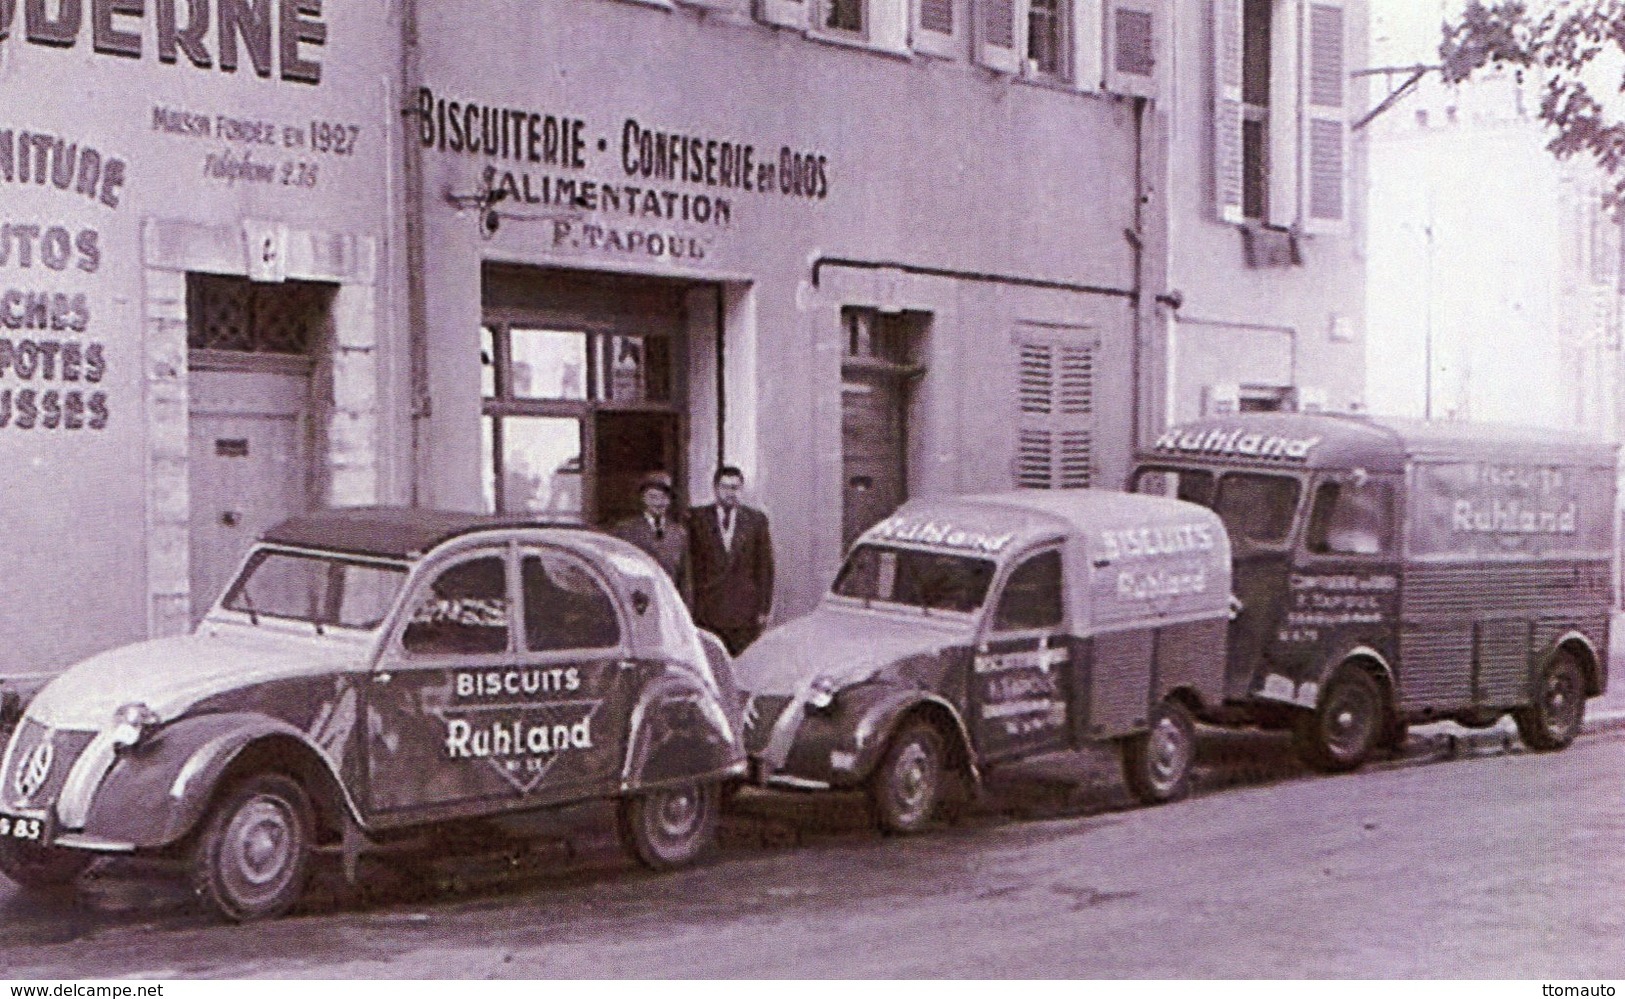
[977,0,1023,73]
[916,0,958,57]
[1015,336,1095,489]
[1103,0,1163,99]
[758,0,809,29]
[1299,0,1348,233]
[872,0,911,52]
[1071,0,1103,92]
[1212,0,1245,224]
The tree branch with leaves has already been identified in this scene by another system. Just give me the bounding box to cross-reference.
[1442,1,1625,206]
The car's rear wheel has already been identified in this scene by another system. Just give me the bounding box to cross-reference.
[0,837,93,890]
[190,773,314,922]
[1121,699,1196,805]
[1514,652,1586,751]
[617,782,720,871]
[869,721,945,835]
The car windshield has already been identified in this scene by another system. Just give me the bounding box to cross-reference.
[832,544,996,614]
[222,549,408,630]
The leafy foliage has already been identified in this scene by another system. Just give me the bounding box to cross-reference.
[1442,1,1625,206]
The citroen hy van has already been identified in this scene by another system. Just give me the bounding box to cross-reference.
[1132,413,1616,771]
[731,490,1232,832]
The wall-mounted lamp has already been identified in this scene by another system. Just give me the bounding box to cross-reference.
[444,184,510,237]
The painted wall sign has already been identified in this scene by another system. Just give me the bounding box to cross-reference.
[149,103,361,192]
[0,0,327,84]
[417,86,834,260]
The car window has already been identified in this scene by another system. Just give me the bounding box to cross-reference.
[832,544,996,614]
[1213,473,1301,546]
[402,555,510,656]
[224,551,406,629]
[1131,466,1217,507]
[1305,479,1395,556]
[992,549,1064,632]
[522,551,621,651]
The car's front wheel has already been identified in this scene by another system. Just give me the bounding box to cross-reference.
[618,782,721,871]
[869,721,945,835]
[0,837,93,890]
[190,773,314,922]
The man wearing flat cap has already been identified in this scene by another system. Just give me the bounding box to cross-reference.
[611,470,690,604]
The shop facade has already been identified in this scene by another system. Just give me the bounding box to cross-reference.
[410,0,1159,620]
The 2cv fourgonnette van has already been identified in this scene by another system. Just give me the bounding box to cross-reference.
[731,490,1232,832]
[1132,412,1616,772]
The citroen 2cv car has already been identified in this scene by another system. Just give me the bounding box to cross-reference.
[0,508,744,921]
[732,491,1232,832]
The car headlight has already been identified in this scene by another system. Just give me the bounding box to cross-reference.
[109,702,160,750]
[806,675,842,712]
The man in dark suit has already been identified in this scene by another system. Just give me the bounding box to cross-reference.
[689,465,774,654]
[610,471,690,604]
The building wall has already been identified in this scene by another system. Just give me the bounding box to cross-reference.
[1161,0,1370,423]
[0,2,399,674]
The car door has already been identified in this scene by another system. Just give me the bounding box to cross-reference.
[363,544,521,820]
[970,547,1073,764]
[509,544,638,800]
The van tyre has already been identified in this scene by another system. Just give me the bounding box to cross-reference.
[870,722,945,835]
[1514,653,1586,751]
[1295,667,1384,773]
[190,773,314,923]
[1121,700,1196,805]
[618,782,720,871]
[0,838,93,890]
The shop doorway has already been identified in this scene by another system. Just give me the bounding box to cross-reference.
[841,309,924,547]
[481,269,693,526]
[185,275,330,623]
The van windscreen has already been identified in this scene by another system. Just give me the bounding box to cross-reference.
[1131,466,1216,506]
[1214,473,1301,545]
[833,544,996,615]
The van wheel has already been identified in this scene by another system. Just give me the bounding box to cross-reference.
[1121,700,1196,805]
[1294,668,1384,773]
[0,838,92,890]
[870,722,944,835]
[190,774,314,923]
[1514,653,1585,751]
[617,782,720,871]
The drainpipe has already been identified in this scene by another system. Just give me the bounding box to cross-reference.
[399,0,430,506]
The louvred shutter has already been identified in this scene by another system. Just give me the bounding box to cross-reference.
[916,0,957,56]
[1103,0,1164,99]
[1015,336,1095,489]
[1300,0,1348,233]
[978,0,1023,73]
[1213,0,1245,224]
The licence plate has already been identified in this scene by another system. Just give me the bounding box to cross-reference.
[0,812,49,844]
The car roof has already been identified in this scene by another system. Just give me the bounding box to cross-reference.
[259,506,587,560]
[865,489,1224,555]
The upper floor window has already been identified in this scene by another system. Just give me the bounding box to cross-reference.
[823,0,864,34]
[1215,0,1350,234]
[1027,0,1069,78]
